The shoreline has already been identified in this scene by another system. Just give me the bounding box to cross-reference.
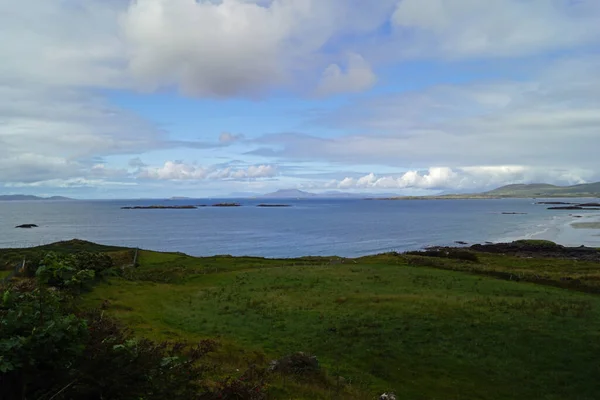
[525,213,600,248]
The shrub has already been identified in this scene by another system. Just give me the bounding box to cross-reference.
[0,287,89,399]
[513,240,560,249]
[269,352,320,376]
[207,365,268,400]
[36,253,95,292]
[71,252,114,274]
[71,311,215,399]
[0,286,218,400]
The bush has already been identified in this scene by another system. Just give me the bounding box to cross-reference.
[36,253,96,292]
[0,286,218,400]
[71,252,114,274]
[71,311,215,400]
[513,240,560,249]
[207,365,268,400]
[269,352,320,376]
[0,287,89,399]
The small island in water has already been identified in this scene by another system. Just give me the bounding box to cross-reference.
[121,203,292,209]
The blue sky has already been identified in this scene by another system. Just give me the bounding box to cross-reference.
[1,0,600,198]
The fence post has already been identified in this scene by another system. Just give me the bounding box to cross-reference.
[133,248,139,267]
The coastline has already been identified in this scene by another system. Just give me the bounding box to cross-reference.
[522,212,600,248]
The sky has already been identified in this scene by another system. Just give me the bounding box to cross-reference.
[1,0,599,198]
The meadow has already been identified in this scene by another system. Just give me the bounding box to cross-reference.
[50,240,600,400]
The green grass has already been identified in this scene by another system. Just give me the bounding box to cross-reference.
[80,248,600,399]
[0,239,131,269]
[397,251,600,294]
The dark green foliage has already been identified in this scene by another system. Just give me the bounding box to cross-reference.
[0,285,220,400]
[68,311,215,400]
[0,287,89,399]
[270,352,321,377]
[71,252,113,274]
[206,366,269,400]
[512,239,560,248]
[36,252,96,292]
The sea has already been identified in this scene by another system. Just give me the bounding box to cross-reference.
[1,198,600,258]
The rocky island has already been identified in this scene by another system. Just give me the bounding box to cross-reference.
[15,224,38,228]
[121,205,198,210]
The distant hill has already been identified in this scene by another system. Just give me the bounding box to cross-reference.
[261,189,318,198]
[379,182,600,200]
[484,182,600,197]
[261,189,399,199]
[0,195,74,201]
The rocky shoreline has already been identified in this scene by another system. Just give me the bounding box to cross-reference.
[546,202,600,210]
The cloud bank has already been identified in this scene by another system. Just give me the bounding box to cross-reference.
[1,0,599,196]
[138,162,278,181]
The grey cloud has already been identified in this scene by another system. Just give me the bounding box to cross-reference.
[128,157,147,168]
[390,0,600,59]
[138,161,278,181]
[219,132,245,144]
[316,53,377,96]
[119,0,398,97]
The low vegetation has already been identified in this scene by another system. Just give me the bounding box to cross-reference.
[2,239,600,399]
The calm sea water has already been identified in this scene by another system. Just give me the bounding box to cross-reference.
[1,198,599,257]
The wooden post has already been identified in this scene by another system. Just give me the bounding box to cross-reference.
[133,248,139,267]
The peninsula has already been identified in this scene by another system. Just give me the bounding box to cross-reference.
[378,182,600,200]
[0,194,73,201]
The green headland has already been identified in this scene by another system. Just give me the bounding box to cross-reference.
[2,239,600,399]
[377,181,600,200]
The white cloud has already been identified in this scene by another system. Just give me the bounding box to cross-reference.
[331,166,593,191]
[253,56,600,177]
[391,0,600,58]
[2,0,600,196]
[6,178,137,189]
[0,0,126,88]
[317,53,377,96]
[139,161,277,181]
[0,84,168,184]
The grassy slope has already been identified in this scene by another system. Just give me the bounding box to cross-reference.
[485,182,600,197]
[0,239,129,265]
[78,247,600,400]
[381,182,600,199]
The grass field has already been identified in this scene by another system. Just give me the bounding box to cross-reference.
[75,245,600,400]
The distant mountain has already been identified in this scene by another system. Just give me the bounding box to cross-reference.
[380,182,600,200]
[0,195,74,201]
[321,191,400,198]
[261,189,400,199]
[261,189,318,198]
[484,182,600,197]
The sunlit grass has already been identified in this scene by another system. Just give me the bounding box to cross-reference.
[82,248,600,400]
